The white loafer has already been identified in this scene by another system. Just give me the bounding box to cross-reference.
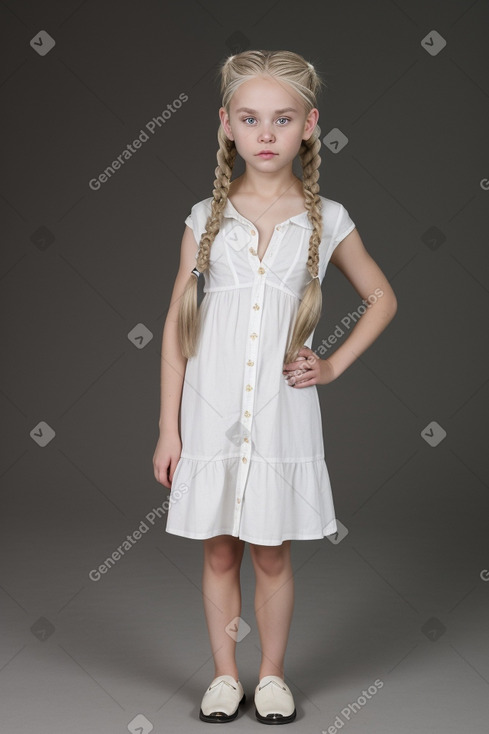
[199,674,246,723]
[254,675,296,724]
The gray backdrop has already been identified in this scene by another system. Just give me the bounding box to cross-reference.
[1,1,488,732]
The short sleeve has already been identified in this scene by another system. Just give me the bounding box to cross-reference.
[184,198,214,245]
[332,204,356,249]
[184,200,212,261]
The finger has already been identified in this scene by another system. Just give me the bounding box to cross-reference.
[283,357,307,373]
[284,368,307,383]
[287,377,303,387]
[290,375,315,388]
[289,367,318,384]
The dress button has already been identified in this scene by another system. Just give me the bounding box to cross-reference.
[237,498,241,503]
[250,332,258,340]
[258,267,265,275]
[250,229,256,236]
[249,247,256,255]
[244,410,251,418]
[276,225,281,230]
[253,303,260,310]
[243,437,249,443]
[247,360,254,366]
[245,384,253,391]
[242,457,247,464]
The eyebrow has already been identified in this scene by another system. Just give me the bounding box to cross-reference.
[235,107,298,115]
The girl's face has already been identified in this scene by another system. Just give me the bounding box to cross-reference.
[219,76,318,174]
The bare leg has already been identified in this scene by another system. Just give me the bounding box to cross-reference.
[249,540,294,680]
[202,534,246,680]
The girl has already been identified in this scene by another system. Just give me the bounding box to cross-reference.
[153,49,397,725]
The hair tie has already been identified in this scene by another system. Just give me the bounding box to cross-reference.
[191,267,201,278]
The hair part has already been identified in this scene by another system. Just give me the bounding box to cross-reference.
[178,49,325,365]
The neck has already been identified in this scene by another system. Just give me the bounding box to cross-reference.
[231,169,302,200]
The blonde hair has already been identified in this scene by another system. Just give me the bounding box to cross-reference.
[178,49,325,365]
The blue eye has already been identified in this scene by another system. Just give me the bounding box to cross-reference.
[241,116,291,125]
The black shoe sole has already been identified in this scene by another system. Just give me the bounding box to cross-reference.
[255,706,297,724]
[199,693,246,723]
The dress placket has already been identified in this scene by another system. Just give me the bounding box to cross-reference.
[231,219,287,536]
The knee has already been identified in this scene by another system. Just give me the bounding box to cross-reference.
[204,537,242,575]
[250,542,290,576]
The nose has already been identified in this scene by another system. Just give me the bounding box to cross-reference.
[258,124,275,143]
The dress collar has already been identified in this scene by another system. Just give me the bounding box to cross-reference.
[223,197,314,230]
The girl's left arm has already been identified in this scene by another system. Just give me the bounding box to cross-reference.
[318,228,398,383]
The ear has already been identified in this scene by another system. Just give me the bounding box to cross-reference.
[219,107,233,140]
[302,108,319,141]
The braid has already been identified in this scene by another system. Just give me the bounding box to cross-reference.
[282,124,323,365]
[177,127,237,358]
[300,124,322,276]
[196,127,237,273]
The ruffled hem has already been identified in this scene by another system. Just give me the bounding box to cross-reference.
[165,455,338,546]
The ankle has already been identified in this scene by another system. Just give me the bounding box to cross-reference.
[215,668,239,681]
[259,668,284,681]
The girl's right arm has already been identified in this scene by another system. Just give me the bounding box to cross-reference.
[152,224,198,489]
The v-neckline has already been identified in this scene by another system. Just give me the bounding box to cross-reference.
[226,198,308,264]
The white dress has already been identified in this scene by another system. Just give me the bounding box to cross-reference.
[165,195,356,545]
